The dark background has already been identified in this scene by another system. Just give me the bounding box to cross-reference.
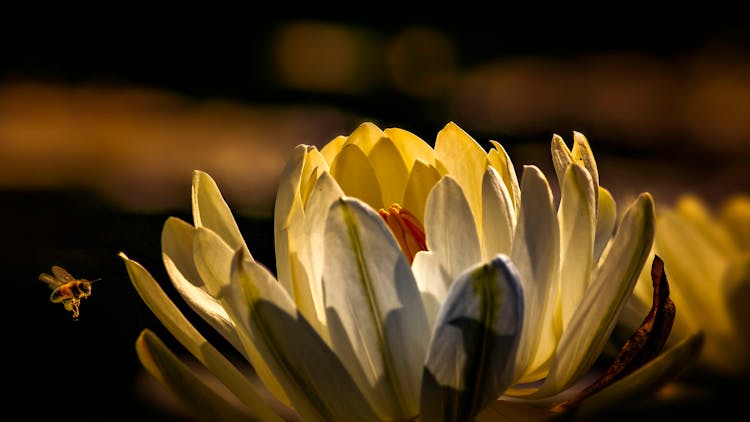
[3,4,749,420]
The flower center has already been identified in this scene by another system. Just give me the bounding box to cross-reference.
[378,203,427,264]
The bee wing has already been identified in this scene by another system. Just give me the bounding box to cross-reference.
[39,272,62,289]
[51,266,76,283]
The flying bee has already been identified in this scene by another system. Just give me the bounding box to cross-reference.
[39,265,100,319]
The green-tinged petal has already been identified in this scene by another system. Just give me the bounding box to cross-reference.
[425,176,483,283]
[412,251,450,330]
[571,132,599,194]
[568,332,704,419]
[320,135,347,165]
[594,187,616,263]
[119,253,288,414]
[435,121,490,232]
[558,164,596,332]
[403,159,441,223]
[274,145,308,299]
[538,193,654,397]
[161,217,244,356]
[192,170,249,256]
[135,329,278,422]
[481,166,516,260]
[232,251,381,422]
[368,137,410,208]
[551,132,599,209]
[384,127,437,170]
[299,171,344,331]
[330,143,383,210]
[488,140,521,213]
[509,166,560,383]
[420,255,524,422]
[299,146,329,210]
[191,228,293,407]
[343,121,387,154]
[324,197,429,420]
[550,134,573,189]
[720,194,750,249]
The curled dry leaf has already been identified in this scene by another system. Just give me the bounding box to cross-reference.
[551,255,676,413]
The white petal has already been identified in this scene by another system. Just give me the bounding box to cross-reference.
[510,165,560,382]
[594,187,617,263]
[420,255,524,422]
[424,176,483,283]
[557,164,596,332]
[231,251,381,422]
[192,170,249,256]
[411,250,450,331]
[119,253,287,415]
[323,197,430,420]
[481,166,516,260]
[538,193,654,397]
[191,227,292,407]
[161,217,243,356]
[299,171,344,330]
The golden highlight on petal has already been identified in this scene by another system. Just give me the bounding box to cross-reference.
[378,203,428,264]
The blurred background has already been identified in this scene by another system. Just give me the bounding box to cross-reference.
[3,4,748,420]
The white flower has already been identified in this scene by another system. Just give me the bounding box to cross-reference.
[120,122,695,421]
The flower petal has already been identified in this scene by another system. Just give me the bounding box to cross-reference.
[384,127,437,170]
[274,145,309,297]
[323,197,430,420]
[299,171,344,330]
[402,159,442,223]
[330,143,384,210]
[488,140,521,213]
[368,136,410,208]
[161,217,243,355]
[420,255,524,422]
[135,329,280,421]
[720,194,750,249]
[190,228,292,407]
[539,193,655,397]
[342,121,386,154]
[558,164,596,332]
[231,251,381,422]
[119,253,288,414]
[320,135,347,165]
[435,121,489,232]
[192,170,249,256]
[481,166,516,260]
[509,165,560,382]
[411,250,450,330]
[424,176,483,283]
[594,187,616,263]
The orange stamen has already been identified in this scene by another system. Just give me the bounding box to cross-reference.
[378,203,428,264]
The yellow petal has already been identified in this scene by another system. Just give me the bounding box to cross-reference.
[330,143,383,210]
[675,194,738,256]
[368,137,410,207]
[720,194,750,249]
[384,127,436,170]
[320,135,346,165]
[488,140,521,213]
[435,121,489,232]
[402,159,441,223]
[343,121,387,155]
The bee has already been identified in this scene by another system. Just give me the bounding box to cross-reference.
[39,265,100,319]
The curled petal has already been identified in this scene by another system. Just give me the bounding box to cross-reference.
[421,255,524,422]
